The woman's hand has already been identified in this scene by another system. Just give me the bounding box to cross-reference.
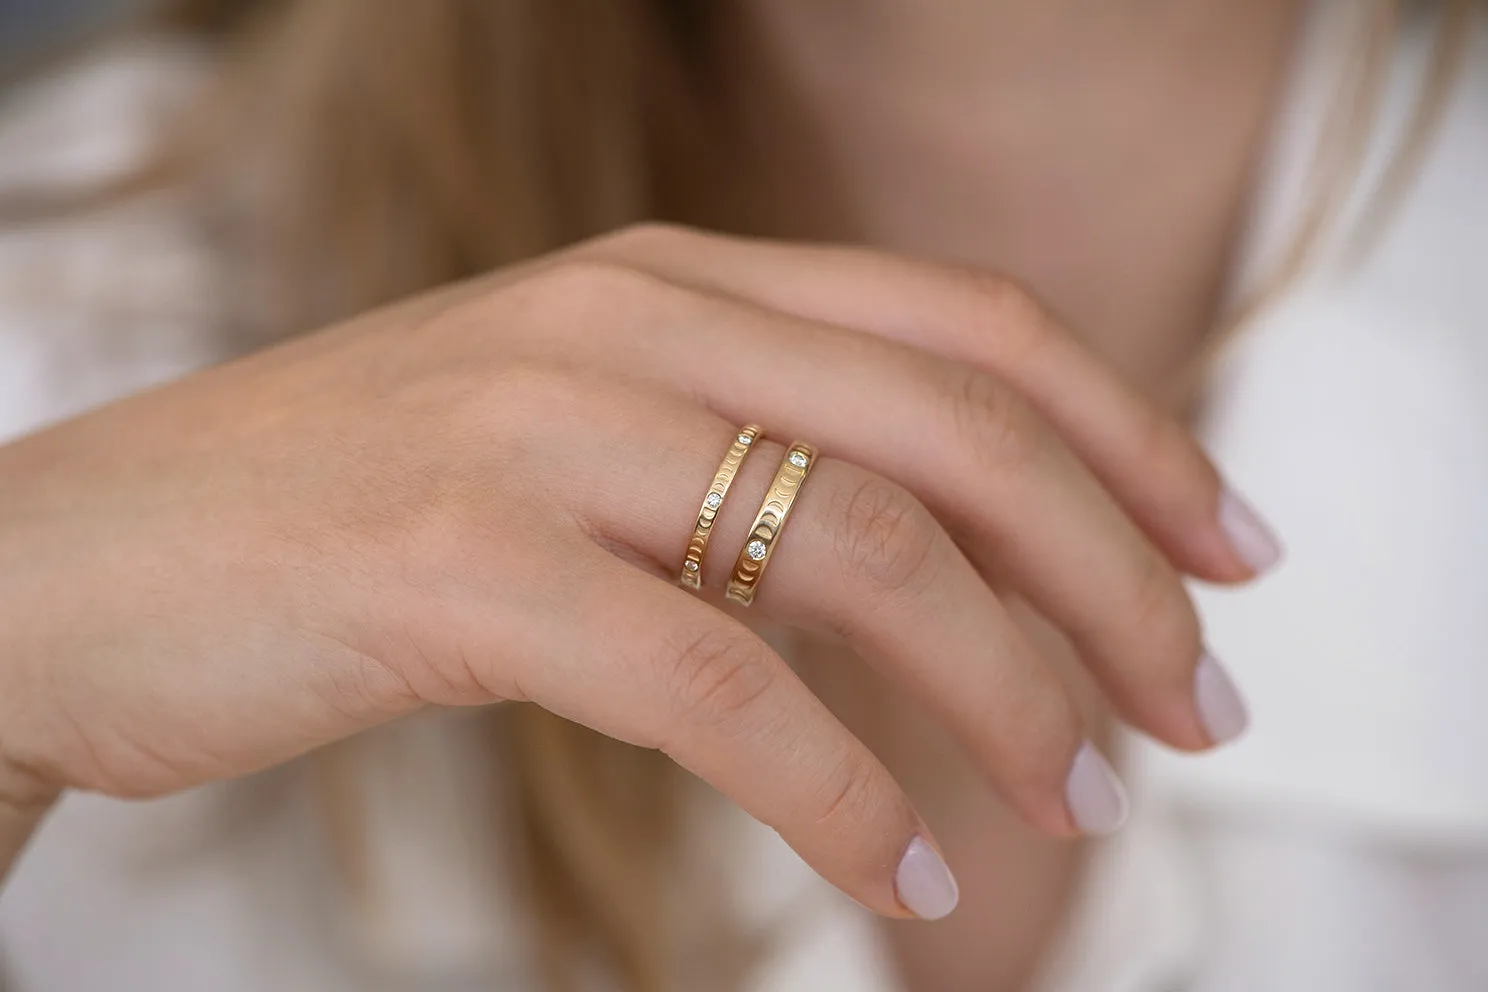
[0,224,1275,918]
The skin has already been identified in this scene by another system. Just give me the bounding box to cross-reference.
[701,0,1304,393]
[0,0,1301,985]
[696,0,1304,986]
[0,226,1257,915]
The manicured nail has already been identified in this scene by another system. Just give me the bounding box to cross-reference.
[1195,652,1249,745]
[1065,741,1129,834]
[894,836,959,920]
[1219,488,1283,574]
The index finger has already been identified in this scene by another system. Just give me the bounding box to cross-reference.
[577,225,1282,582]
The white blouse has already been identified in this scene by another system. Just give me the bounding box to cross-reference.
[1043,4,1488,989]
[1150,0,1488,837]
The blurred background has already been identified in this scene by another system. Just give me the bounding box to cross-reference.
[0,0,142,78]
[0,2,1485,991]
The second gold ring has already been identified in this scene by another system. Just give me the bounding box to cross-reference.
[726,441,817,606]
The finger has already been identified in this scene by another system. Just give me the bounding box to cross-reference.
[575,225,1282,582]
[525,268,1221,750]
[554,386,1127,836]
[525,547,960,920]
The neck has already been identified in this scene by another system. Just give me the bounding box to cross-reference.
[688,0,1304,397]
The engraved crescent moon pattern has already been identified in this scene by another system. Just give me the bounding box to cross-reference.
[680,425,762,588]
[726,442,816,605]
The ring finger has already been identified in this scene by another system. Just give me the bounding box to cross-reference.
[522,267,1226,750]
[561,385,1130,838]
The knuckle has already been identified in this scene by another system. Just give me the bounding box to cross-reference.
[494,257,689,345]
[1126,551,1203,671]
[662,626,778,732]
[947,655,1085,796]
[970,271,1046,330]
[1007,679,1086,784]
[526,257,669,314]
[947,368,1046,475]
[811,751,883,836]
[832,477,942,600]
[1133,407,1216,497]
[957,271,1054,359]
[593,220,697,255]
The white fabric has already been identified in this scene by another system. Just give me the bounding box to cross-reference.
[1042,798,1488,992]
[1143,0,1488,840]
[1041,4,1488,991]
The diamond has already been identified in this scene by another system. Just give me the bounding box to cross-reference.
[746,539,768,560]
[704,492,723,510]
[789,451,809,469]
[683,560,699,571]
[737,433,752,445]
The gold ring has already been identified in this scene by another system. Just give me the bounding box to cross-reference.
[679,424,764,588]
[726,441,817,606]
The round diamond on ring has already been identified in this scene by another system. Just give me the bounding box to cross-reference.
[746,540,768,561]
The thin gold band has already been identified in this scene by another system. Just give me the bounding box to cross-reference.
[726,441,817,606]
[679,424,763,589]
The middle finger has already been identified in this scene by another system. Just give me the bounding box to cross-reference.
[529,266,1217,750]
[560,383,1129,837]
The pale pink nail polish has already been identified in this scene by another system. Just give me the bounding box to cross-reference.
[1195,652,1249,745]
[894,836,959,920]
[1065,741,1129,835]
[1219,488,1283,574]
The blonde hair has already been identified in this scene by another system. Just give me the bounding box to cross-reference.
[1215,0,1475,352]
[160,2,717,989]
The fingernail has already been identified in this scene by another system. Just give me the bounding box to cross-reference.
[1065,741,1129,835]
[1219,488,1283,574]
[1195,652,1249,745]
[894,836,959,920]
